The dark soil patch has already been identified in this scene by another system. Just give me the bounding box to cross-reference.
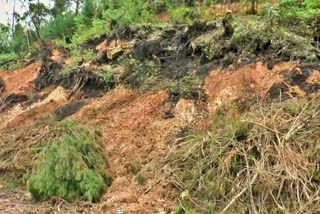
[267,62,320,101]
[54,100,87,121]
[33,61,108,98]
[0,77,4,93]
[1,94,28,107]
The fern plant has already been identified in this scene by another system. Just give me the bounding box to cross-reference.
[28,120,111,202]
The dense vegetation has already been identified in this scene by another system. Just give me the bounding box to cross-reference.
[28,120,111,202]
[0,0,319,68]
[0,119,111,202]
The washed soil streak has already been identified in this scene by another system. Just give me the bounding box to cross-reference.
[1,59,319,213]
[204,61,297,112]
[72,87,187,213]
[0,63,40,95]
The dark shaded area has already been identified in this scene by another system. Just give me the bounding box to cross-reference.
[96,50,108,64]
[133,40,163,61]
[1,93,28,107]
[82,34,107,50]
[54,100,87,121]
[0,77,4,93]
[34,61,108,98]
[267,63,320,101]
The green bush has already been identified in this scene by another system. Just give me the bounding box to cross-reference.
[28,120,111,202]
[72,16,106,45]
[168,6,192,24]
[102,0,154,27]
[11,24,36,53]
[267,0,320,18]
[100,67,115,90]
[41,12,76,40]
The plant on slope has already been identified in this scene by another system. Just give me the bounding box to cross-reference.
[28,120,111,202]
[168,96,320,213]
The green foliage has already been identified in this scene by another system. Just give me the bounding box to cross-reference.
[0,24,11,53]
[168,6,192,24]
[101,0,154,27]
[120,56,160,90]
[72,16,106,44]
[135,173,145,185]
[267,0,320,18]
[51,0,73,17]
[175,203,184,214]
[169,75,203,99]
[11,24,36,53]
[28,120,111,202]
[41,13,76,40]
[99,66,115,90]
[0,52,17,63]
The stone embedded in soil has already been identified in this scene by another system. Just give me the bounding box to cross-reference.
[174,99,196,123]
[54,100,87,121]
[0,77,4,92]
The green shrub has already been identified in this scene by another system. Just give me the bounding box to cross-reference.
[267,0,320,18]
[28,120,111,202]
[0,52,17,62]
[168,6,192,24]
[41,13,76,40]
[135,173,145,185]
[11,24,36,53]
[100,67,115,90]
[72,16,106,45]
[102,0,154,26]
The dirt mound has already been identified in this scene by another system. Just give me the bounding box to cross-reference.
[0,86,67,131]
[70,86,195,212]
[0,63,40,95]
[204,61,297,112]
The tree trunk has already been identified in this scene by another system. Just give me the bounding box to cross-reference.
[36,0,45,46]
[251,0,256,14]
[12,0,16,32]
[75,0,80,14]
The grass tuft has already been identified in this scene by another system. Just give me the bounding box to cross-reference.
[168,96,320,213]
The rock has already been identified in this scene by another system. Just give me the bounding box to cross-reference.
[54,100,87,121]
[0,77,4,92]
[133,40,162,60]
[174,99,196,123]
[96,50,108,64]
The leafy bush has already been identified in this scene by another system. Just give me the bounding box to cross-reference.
[99,67,115,90]
[0,52,17,63]
[168,6,192,24]
[102,0,154,27]
[11,24,36,53]
[72,16,106,45]
[267,0,320,18]
[28,120,111,202]
[41,13,76,40]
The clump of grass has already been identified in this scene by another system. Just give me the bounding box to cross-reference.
[168,96,320,213]
[135,173,145,185]
[27,120,111,202]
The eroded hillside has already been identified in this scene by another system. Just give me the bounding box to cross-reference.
[0,15,320,213]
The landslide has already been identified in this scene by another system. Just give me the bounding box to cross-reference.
[0,16,319,213]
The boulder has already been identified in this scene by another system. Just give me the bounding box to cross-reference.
[54,100,87,121]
